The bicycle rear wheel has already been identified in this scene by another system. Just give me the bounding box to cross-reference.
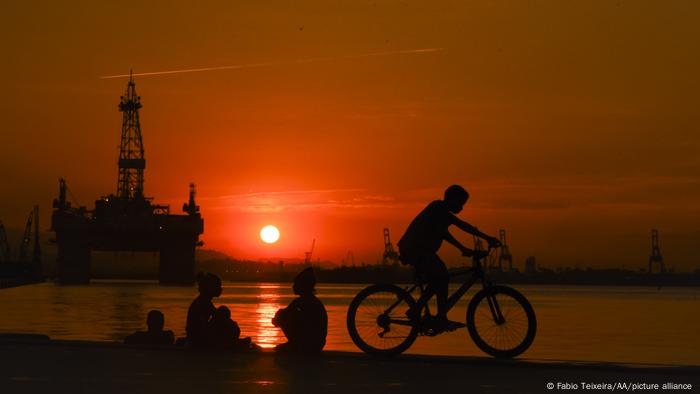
[466,285,536,358]
[346,284,419,356]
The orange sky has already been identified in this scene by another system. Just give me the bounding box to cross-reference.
[2,1,699,270]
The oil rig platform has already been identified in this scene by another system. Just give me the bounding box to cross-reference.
[50,74,203,284]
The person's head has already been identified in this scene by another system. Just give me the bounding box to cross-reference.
[146,310,165,332]
[216,305,231,320]
[293,267,316,296]
[197,273,222,298]
[443,185,469,214]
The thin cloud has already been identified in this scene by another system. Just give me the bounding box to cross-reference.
[99,48,445,79]
[201,189,419,213]
[198,188,366,201]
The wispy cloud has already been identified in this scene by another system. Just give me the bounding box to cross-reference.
[198,188,365,201]
[201,188,418,214]
[99,48,445,79]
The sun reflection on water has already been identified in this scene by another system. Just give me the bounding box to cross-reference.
[254,284,283,349]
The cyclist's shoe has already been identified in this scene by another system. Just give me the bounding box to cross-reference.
[443,320,467,332]
[423,316,465,335]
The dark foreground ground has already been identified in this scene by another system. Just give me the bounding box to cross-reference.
[0,338,698,394]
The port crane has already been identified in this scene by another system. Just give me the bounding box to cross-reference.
[19,205,41,266]
[649,229,665,274]
[343,250,355,267]
[304,239,315,265]
[0,221,10,263]
[382,228,399,265]
[497,229,513,271]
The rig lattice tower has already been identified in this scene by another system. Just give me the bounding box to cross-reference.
[117,71,146,200]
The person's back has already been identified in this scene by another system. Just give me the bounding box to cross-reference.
[398,199,454,260]
[125,310,175,346]
[273,268,328,354]
[286,294,328,351]
[186,273,221,347]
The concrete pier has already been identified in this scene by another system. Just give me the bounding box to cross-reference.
[0,338,697,393]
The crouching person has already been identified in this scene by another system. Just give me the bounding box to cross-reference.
[272,267,327,354]
[125,310,175,346]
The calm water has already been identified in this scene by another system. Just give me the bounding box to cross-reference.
[1,282,698,365]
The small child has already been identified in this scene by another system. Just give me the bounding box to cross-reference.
[124,310,175,346]
[210,306,239,344]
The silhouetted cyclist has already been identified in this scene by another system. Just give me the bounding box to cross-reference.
[124,309,175,346]
[186,273,222,347]
[272,267,328,354]
[398,185,501,333]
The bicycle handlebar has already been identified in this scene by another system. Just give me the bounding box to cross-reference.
[464,244,498,259]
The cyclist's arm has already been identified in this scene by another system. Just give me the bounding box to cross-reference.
[444,230,470,254]
[452,217,500,246]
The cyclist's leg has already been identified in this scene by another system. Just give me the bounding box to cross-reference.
[424,254,449,320]
[403,253,433,318]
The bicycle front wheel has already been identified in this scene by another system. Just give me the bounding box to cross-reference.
[466,285,536,358]
[346,284,419,356]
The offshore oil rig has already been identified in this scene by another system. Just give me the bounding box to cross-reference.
[50,74,203,284]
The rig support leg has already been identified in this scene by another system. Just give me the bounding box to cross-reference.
[56,238,91,284]
[159,236,195,285]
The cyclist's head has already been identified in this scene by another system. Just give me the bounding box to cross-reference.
[444,184,469,213]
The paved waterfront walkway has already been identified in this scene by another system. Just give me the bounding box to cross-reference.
[0,338,698,393]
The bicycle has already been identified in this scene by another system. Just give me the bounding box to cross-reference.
[346,246,536,358]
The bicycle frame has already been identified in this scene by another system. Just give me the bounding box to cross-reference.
[384,250,495,327]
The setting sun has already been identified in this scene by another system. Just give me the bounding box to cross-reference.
[260,225,280,244]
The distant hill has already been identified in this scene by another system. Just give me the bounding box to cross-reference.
[195,249,233,261]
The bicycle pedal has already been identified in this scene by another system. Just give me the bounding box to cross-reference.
[445,324,466,332]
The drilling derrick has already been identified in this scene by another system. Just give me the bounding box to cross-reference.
[648,229,665,274]
[497,229,513,271]
[117,72,146,200]
[51,75,204,285]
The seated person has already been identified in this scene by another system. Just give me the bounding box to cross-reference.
[209,305,253,349]
[272,267,327,354]
[185,273,222,347]
[124,310,175,346]
[398,184,500,333]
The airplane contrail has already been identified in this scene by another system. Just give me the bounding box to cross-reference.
[99,48,445,79]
